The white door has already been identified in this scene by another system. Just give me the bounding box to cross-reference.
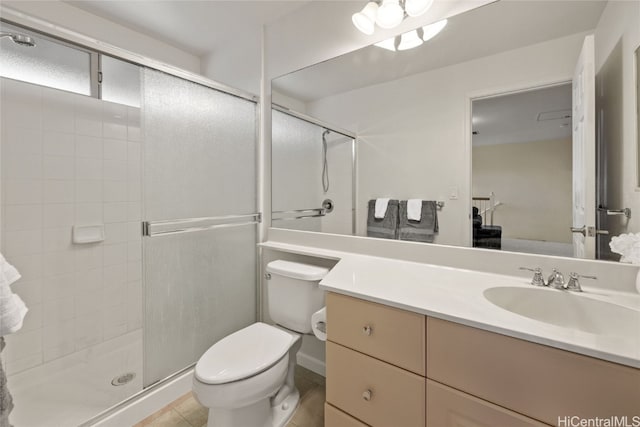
[572,35,596,258]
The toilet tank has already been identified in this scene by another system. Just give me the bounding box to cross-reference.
[266,260,329,333]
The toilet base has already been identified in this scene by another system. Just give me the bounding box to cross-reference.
[206,387,300,427]
[272,387,300,427]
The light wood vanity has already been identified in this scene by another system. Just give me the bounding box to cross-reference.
[324,292,640,427]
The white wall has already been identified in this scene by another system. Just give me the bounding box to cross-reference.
[473,138,573,243]
[305,32,586,246]
[594,0,640,246]
[1,78,142,376]
[0,1,200,73]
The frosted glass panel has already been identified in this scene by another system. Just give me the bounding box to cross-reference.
[101,55,141,107]
[0,22,91,95]
[143,225,256,386]
[143,69,257,221]
[142,68,257,386]
[272,110,354,234]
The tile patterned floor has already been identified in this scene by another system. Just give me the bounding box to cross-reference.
[134,366,325,427]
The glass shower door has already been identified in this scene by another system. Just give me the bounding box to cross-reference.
[142,69,258,386]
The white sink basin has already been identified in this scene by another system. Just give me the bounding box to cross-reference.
[483,286,639,337]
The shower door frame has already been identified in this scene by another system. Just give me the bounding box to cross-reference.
[1,8,263,427]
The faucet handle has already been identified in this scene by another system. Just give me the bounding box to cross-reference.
[564,273,597,292]
[547,268,565,289]
[519,267,546,286]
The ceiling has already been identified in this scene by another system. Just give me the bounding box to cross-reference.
[272,0,606,103]
[65,0,310,57]
[472,83,572,146]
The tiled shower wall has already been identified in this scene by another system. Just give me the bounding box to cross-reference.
[1,78,143,375]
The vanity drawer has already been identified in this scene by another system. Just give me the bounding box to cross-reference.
[426,379,549,427]
[325,403,370,427]
[326,292,426,375]
[427,317,640,425]
[327,341,425,427]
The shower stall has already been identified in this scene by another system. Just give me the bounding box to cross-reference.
[271,108,355,235]
[0,20,258,426]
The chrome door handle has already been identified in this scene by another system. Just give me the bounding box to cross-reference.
[362,325,372,336]
[362,389,372,401]
[570,226,586,236]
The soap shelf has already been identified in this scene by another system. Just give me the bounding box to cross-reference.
[72,225,105,244]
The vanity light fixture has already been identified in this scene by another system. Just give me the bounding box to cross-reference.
[374,19,447,51]
[352,0,435,35]
[397,29,423,50]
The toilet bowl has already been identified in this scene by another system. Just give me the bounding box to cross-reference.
[193,322,301,427]
[193,260,328,427]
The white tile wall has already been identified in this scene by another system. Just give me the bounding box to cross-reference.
[1,78,143,375]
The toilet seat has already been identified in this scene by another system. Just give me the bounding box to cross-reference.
[195,322,295,385]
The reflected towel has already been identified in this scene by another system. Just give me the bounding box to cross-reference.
[399,200,438,243]
[407,199,422,221]
[374,198,391,219]
[367,199,399,239]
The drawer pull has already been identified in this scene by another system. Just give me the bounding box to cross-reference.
[362,325,373,336]
[362,389,373,401]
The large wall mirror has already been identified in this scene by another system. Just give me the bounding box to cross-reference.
[271,0,640,262]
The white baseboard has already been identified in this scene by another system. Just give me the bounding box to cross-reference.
[91,368,194,427]
[296,351,326,377]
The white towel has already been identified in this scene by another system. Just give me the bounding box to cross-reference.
[374,198,391,219]
[0,252,27,336]
[407,199,422,221]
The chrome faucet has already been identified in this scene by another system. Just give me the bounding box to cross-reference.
[563,272,597,292]
[547,268,565,289]
[519,267,546,286]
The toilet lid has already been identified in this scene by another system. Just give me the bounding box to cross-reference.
[195,322,294,385]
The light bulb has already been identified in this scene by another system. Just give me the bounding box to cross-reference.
[376,0,404,29]
[352,2,379,35]
[397,30,423,51]
[422,19,447,42]
[405,0,434,17]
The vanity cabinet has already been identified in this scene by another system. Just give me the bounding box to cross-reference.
[324,292,640,427]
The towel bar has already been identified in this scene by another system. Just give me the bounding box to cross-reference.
[272,207,327,220]
[142,213,261,237]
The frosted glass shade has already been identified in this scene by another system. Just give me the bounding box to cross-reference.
[405,0,434,17]
[376,0,404,29]
[374,37,398,51]
[352,2,379,35]
[397,30,423,51]
[422,19,448,42]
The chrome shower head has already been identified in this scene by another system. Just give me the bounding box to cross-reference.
[0,32,36,47]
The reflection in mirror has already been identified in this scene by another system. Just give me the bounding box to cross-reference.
[272,0,640,262]
[637,46,640,189]
[271,108,355,235]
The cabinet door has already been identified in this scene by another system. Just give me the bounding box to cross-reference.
[327,292,426,375]
[426,380,549,427]
[427,317,640,425]
[325,403,370,427]
[327,342,425,427]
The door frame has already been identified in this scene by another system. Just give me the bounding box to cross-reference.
[464,77,573,248]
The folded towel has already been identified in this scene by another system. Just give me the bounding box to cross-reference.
[374,198,391,219]
[407,199,422,221]
[367,199,399,239]
[399,200,438,243]
[0,253,20,288]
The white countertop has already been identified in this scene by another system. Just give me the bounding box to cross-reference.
[260,241,640,368]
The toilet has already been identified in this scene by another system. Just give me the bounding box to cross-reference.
[192,260,329,427]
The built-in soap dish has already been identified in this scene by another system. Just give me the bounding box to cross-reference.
[72,225,105,244]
